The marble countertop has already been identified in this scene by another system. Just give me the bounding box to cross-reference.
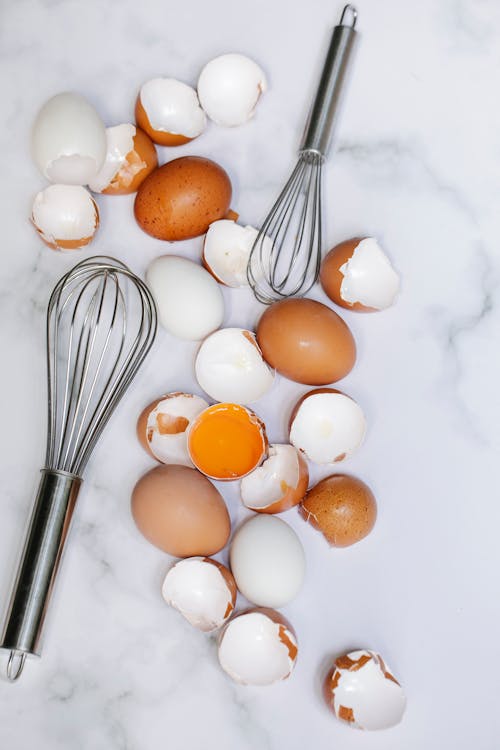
[1,0,499,748]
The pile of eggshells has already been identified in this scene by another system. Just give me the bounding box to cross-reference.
[30,54,406,731]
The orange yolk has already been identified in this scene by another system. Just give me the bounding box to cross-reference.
[188,403,266,480]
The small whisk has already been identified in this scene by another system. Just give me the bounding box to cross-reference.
[247,5,359,304]
[1,256,157,681]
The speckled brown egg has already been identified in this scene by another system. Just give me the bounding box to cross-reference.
[256,298,356,385]
[299,474,376,547]
[134,156,232,241]
[131,464,231,556]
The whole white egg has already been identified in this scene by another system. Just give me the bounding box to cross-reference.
[146,255,224,341]
[229,515,305,607]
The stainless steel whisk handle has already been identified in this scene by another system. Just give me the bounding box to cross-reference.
[300,4,358,158]
[1,470,81,680]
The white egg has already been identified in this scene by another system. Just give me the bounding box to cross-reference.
[31,184,99,251]
[198,53,267,127]
[32,92,106,185]
[146,256,224,341]
[229,515,305,607]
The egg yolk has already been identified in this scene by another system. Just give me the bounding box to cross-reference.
[188,403,266,480]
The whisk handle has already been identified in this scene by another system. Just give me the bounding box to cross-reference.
[300,4,358,157]
[1,470,81,680]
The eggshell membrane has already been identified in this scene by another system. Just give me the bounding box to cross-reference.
[240,444,309,513]
[197,53,267,127]
[323,650,406,730]
[300,474,376,547]
[135,78,206,146]
[131,464,230,556]
[134,156,232,241]
[256,298,356,385]
[31,184,99,251]
[202,220,268,288]
[136,96,192,146]
[188,403,267,481]
[321,238,373,312]
[91,125,158,195]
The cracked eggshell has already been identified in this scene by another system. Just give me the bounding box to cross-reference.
[300,474,376,546]
[229,515,305,607]
[32,92,106,185]
[324,650,406,730]
[162,557,237,632]
[198,53,267,127]
[88,124,157,195]
[320,237,400,312]
[135,78,207,146]
[289,388,366,464]
[137,392,209,466]
[241,444,308,514]
[218,608,298,685]
[146,255,224,340]
[202,219,271,288]
[195,328,274,404]
[31,184,99,251]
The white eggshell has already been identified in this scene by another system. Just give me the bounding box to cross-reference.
[31,184,99,249]
[146,256,224,341]
[144,393,209,466]
[340,238,400,310]
[139,78,206,138]
[87,123,136,193]
[203,220,270,287]
[198,53,267,127]
[229,515,305,607]
[32,92,106,185]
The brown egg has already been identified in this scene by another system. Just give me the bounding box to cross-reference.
[131,464,231,556]
[256,298,356,385]
[134,156,232,241]
[300,474,376,546]
[102,127,158,195]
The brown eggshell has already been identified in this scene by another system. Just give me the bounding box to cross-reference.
[300,474,376,547]
[134,156,232,241]
[136,392,191,459]
[131,464,231,556]
[220,607,298,662]
[288,387,341,434]
[135,96,193,146]
[320,238,376,312]
[203,558,237,618]
[256,298,356,385]
[245,451,309,514]
[32,196,99,251]
[102,126,158,195]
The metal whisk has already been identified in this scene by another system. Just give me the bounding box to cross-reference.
[1,256,157,681]
[247,5,359,304]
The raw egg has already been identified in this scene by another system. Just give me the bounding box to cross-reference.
[256,298,356,385]
[31,184,99,251]
[135,78,206,146]
[240,444,308,514]
[188,403,267,481]
[88,124,157,195]
[134,156,232,241]
[131,464,230,556]
[300,474,376,546]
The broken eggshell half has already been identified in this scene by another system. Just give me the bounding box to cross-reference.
[202,219,271,288]
[137,392,209,467]
[135,78,206,146]
[88,123,157,194]
[218,608,298,686]
[161,556,237,632]
[241,443,308,514]
[198,53,267,127]
[31,184,99,251]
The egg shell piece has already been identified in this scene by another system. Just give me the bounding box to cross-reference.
[137,392,209,466]
[131,464,230,557]
[218,609,297,685]
[32,92,106,185]
[162,557,236,631]
[324,650,406,730]
[146,256,224,340]
[229,514,305,607]
[88,124,157,194]
[203,219,271,287]
[136,78,206,144]
[195,328,274,404]
[290,389,366,464]
[31,184,99,250]
[241,444,309,513]
[198,53,267,127]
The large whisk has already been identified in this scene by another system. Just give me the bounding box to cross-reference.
[247,5,359,304]
[1,256,157,681]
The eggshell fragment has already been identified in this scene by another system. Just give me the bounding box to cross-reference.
[203,219,271,287]
[134,156,232,241]
[137,392,209,466]
[324,650,406,730]
[320,238,400,312]
[218,608,298,685]
[131,465,230,556]
[241,444,308,513]
[300,474,376,546]
[88,124,157,194]
[229,515,305,607]
[31,184,99,251]
[289,388,366,464]
[256,298,356,385]
[162,557,237,631]
[135,78,206,146]
[198,53,267,127]
[195,328,274,404]
[146,256,224,340]
[32,92,106,185]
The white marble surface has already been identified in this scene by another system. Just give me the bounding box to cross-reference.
[1,0,499,747]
